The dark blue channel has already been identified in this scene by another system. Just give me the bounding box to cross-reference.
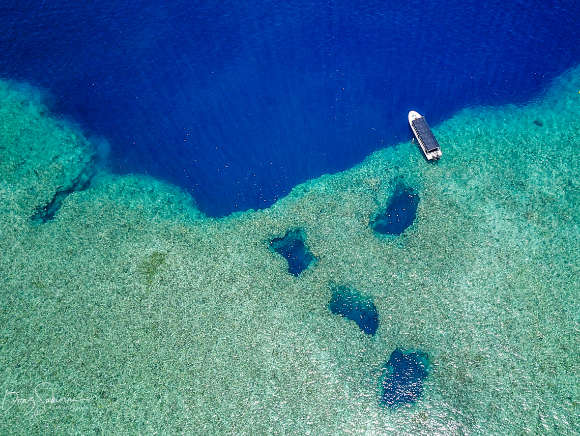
[1,1,578,216]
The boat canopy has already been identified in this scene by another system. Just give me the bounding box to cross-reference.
[411,117,440,153]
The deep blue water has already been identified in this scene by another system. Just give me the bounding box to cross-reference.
[372,186,419,235]
[270,228,315,276]
[1,1,579,216]
[329,286,379,336]
[381,349,430,408]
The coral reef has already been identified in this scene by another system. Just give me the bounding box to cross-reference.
[0,67,578,434]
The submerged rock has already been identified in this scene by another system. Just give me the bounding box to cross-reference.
[329,285,379,335]
[381,348,430,408]
[269,228,316,276]
[371,186,419,235]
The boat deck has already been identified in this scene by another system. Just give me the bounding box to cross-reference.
[408,111,442,160]
[411,117,440,153]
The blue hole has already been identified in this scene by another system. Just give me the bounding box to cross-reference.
[270,229,316,276]
[329,286,379,335]
[371,186,419,235]
[381,349,430,408]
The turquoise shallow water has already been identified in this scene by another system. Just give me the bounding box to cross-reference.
[0,67,578,434]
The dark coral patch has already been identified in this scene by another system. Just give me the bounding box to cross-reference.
[381,348,430,408]
[31,172,93,223]
[31,187,78,223]
[269,228,316,276]
[371,186,419,235]
[329,285,379,335]
[533,119,543,127]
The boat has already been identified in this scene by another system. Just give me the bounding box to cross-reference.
[408,111,442,161]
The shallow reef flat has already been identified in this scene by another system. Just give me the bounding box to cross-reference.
[0,67,578,434]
